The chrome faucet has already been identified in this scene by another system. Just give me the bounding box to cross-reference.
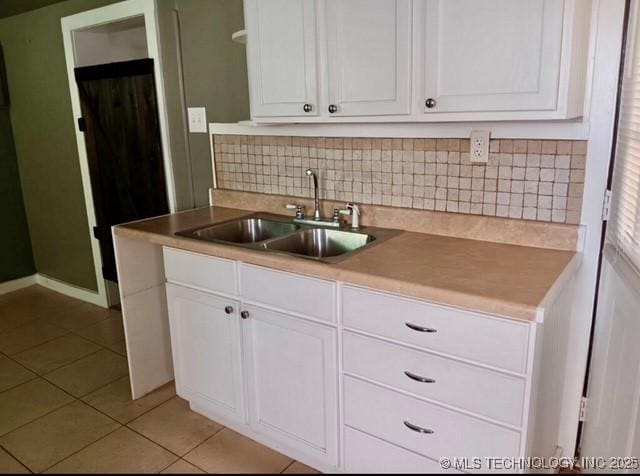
[306,169,321,220]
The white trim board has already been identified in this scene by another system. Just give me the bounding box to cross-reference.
[0,274,106,308]
[0,275,37,296]
[61,0,177,309]
[36,274,107,307]
[209,119,590,140]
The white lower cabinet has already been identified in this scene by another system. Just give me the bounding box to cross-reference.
[166,284,245,424]
[344,427,462,474]
[242,304,338,465]
[161,247,571,474]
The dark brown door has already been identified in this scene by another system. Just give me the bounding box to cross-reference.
[75,59,169,282]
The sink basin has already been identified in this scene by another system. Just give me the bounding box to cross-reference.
[181,217,298,244]
[177,212,400,264]
[262,228,375,262]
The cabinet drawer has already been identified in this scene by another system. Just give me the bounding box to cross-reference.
[341,286,529,373]
[343,332,526,426]
[344,377,521,461]
[344,427,458,474]
[163,247,237,295]
[240,264,336,323]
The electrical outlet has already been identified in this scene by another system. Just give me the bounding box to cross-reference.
[470,130,490,163]
[188,107,207,133]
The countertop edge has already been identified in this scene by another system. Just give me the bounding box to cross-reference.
[113,223,552,323]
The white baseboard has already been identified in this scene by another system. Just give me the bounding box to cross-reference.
[36,274,108,308]
[0,275,37,296]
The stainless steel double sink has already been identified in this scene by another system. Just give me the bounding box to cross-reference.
[177,213,400,264]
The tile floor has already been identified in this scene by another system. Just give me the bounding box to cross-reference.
[0,285,319,474]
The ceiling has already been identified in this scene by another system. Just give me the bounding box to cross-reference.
[0,0,70,19]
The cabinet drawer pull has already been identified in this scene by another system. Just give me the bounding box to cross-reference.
[405,322,437,333]
[403,420,434,434]
[404,371,435,384]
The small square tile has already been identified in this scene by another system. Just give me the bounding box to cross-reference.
[0,401,119,473]
[46,427,177,474]
[185,429,293,474]
[45,349,128,397]
[0,378,73,436]
[129,397,222,456]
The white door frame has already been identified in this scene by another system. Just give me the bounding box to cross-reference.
[61,0,177,308]
[556,0,627,456]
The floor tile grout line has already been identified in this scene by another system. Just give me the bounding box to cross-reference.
[0,441,32,474]
[37,423,125,474]
[79,379,176,427]
[0,392,82,443]
[0,306,118,359]
[281,460,296,473]
[0,374,39,397]
[12,344,108,378]
[0,328,73,359]
[124,407,227,461]
[178,425,228,473]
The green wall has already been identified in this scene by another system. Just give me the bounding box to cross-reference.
[0,107,35,282]
[0,0,250,291]
[159,0,249,209]
[180,0,250,207]
[0,0,119,291]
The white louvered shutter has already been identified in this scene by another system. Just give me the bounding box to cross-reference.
[609,0,640,272]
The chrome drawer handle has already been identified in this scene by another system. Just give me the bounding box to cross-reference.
[403,420,434,434]
[405,322,437,333]
[404,371,436,384]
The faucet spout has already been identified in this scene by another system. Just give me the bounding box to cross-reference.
[305,169,321,220]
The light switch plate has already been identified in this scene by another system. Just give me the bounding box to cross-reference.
[470,130,490,163]
[187,107,207,133]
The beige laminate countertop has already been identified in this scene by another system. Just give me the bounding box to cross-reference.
[114,206,579,322]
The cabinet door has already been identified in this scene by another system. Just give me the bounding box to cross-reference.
[245,0,319,117]
[166,284,245,424]
[325,0,412,116]
[242,305,338,466]
[417,0,565,114]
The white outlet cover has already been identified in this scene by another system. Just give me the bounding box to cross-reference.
[470,130,490,163]
[188,107,207,133]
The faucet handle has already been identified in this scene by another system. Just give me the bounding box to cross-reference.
[344,203,360,230]
[285,203,305,219]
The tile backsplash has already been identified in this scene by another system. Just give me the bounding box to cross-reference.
[213,135,586,225]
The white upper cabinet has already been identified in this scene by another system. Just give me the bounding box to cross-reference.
[243,0,592,122]
[244,0,319,117]
[417,0,570,116]
[325,0,412,116]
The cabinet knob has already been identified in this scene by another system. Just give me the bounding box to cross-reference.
[303,103,312,113]
[328,104,338,114]
[425,98,436,109]
[224,306,234,315]
[240,310,250,319]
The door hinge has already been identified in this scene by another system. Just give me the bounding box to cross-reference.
[602,189,612,221]
[579,396,588,422]
[77,117,87,132]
